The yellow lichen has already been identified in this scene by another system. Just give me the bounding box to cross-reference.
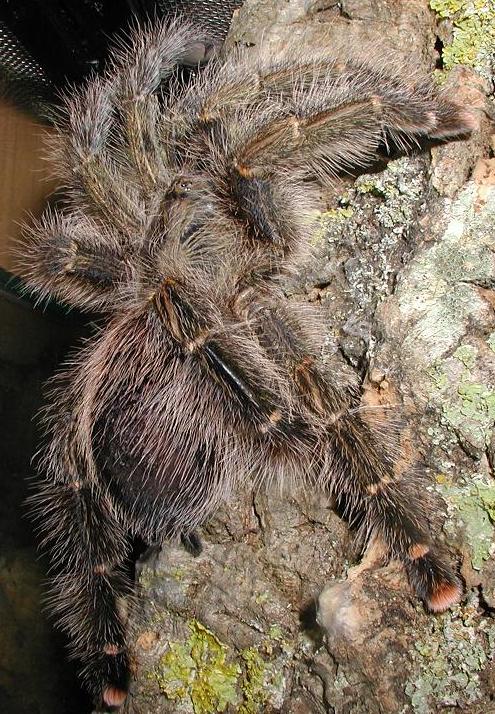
[153,620,240,713]
[430,1,495,74]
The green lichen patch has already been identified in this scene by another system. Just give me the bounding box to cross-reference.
[405,601,495,713]
[453,344,477,369]
[153,620,241,713]
[427,341,495,455]
[151,619,290,713]
[439,476,495,569]
[487,331,495,354]
[443,380,495,450]
[429,0,495,78]
[477,482,495,521]
[314,208,355,244]
[238,648,270,714]
[321,207,355,221]
[238,630,292,712]
[268,624,284,642]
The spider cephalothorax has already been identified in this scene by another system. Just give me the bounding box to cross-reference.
[19,19,475,709]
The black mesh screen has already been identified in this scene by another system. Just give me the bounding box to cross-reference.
[0,20,53,117]
[0,0,244,118]
[158,0,243,40]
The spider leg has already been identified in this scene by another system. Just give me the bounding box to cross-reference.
[110,20,211,188]
[250,299,461,612]
[186,84,470,271]
[56,20,212,237]
[150,276,295,435]
[59,76,147,234]
[28,451,133,707]
[175,45,474,175]
[221,75,472,183]
[207,93,384,184]
[18,210,132,310]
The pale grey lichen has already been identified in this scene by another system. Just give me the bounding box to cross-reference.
[395,181,495,365]
[405,596,495,713]
[323,157,428,313]
[437,473,495,569]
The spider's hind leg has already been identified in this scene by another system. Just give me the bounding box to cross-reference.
[30,472,133,708]
[253,301,461,612]
[322,380,462,612]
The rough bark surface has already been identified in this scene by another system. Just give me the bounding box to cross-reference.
[125,2,495,713]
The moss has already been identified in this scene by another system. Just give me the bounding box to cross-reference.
[405,603,494,712]
[430,1,495,76]
[153,620,241,713]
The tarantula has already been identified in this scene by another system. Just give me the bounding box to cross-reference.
[19,18,475,710]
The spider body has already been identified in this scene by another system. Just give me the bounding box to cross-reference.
[20,20,475,709]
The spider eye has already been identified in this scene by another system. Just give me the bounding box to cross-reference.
[169,177,193,197]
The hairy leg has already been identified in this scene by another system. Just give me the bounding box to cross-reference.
[173,41,474,178]
[18,209,132,311]
[29,453,132,706]
[250,298,461,611]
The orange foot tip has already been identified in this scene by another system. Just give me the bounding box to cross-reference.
[427,581,462,613]
[103,686,128,708]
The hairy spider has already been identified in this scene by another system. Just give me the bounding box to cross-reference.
[19,19,475,710]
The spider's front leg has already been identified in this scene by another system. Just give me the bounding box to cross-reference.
[196,71,475,279]
[189,45,476,192]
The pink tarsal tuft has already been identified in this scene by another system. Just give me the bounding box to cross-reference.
[427,581,462,613]
[103,685,127,708]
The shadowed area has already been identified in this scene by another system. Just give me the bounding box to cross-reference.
[0,281,91,714]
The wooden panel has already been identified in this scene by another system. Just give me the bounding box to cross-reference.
[0,101,57,273]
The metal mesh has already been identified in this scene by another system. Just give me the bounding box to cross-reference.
[0,21,47,84]
[157,0,244,41]
[0,20,53,118]
[0,1,244,119]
